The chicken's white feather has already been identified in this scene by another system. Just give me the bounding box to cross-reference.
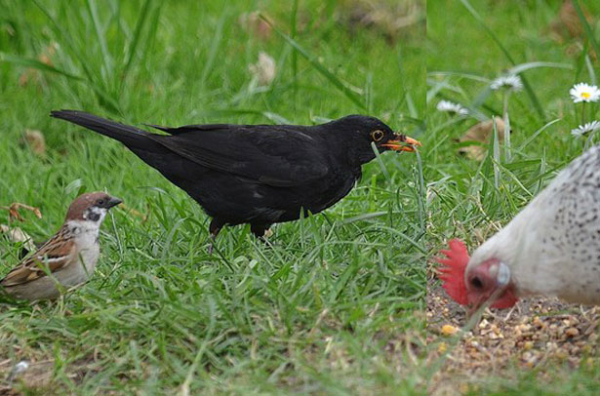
[467,145,600,304]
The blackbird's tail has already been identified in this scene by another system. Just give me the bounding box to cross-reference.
[50,110,160,151]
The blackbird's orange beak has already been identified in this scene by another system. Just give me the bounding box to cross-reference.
[381,135,422,152]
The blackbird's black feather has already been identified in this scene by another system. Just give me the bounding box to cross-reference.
[51,110,411,239]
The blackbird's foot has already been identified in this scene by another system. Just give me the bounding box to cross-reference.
[251,224,272,241]
[208,218,225,255]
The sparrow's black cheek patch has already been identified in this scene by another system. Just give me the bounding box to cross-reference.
[87,211,101,222]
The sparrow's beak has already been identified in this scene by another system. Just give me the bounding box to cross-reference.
[381,134,422,152]
[107,196,123,208]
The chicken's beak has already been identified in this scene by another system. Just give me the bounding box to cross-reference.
[381,134,422,152]
[494,262,511,288]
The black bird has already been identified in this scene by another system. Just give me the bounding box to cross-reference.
[51,110,420,242]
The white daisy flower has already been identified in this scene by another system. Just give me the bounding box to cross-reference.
[490,75,523,92]
[436,100,468,115]
[571,120,600,137]
[569,83,600,103]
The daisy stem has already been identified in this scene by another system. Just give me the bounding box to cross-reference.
[503,92,511,162]
[585,130,594,150]
[493,118,500,189]
[582,102,586,125]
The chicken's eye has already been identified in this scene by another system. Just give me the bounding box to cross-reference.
[371,130,384,142]
[470,276,484,289]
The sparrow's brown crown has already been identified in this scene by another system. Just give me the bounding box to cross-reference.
[65,192,122,221]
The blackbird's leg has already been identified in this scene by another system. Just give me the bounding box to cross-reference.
[250,223,272,240]
[208,218,225,254]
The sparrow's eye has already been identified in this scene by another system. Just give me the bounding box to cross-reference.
[371,130,384,142]
[97,199,106,206]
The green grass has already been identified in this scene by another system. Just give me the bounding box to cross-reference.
[427,0,600,394]
[0,0,427,394]
[5,0,600,394]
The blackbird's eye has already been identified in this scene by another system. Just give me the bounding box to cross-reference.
[371,130,384,142]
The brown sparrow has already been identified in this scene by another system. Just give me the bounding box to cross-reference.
[0,192,122,301]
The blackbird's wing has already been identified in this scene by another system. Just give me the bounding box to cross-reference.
[149,125,330,187]
[1,228,76,287]
[149,123,240,135]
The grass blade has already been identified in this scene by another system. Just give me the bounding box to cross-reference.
[262,15,366,110]
[518,118,562,150]
[290,0,299,105]
[121,0,154,90]
[492,118,500,189]
[0,52,84,81]
[508,61,572,74]
[585,55,596,85]
[459,0,515,63]
[85,0,114,78]
[397,47,418,118]
[33,0,96,82]
[0,51,119,112]
[572,0,600,63]
[371,143,391,181]
[428,70,491,83]
[33,0,120,112]
[415,150,426,232]
[200,11,226,86]
[459,0,545,119]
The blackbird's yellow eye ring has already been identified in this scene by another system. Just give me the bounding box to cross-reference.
[371,130,384,142]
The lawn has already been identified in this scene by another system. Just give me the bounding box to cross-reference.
[427,0,600,394]
[0,0,427,394]
[4,0,600,394]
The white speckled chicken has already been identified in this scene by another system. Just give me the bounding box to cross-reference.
[438,146,600,312]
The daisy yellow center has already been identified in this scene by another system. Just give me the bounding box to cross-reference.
[582,92,591,99]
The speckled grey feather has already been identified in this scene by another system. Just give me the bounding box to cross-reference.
[467,145,600,304]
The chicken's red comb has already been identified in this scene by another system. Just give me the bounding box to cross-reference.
[436,239,470,305]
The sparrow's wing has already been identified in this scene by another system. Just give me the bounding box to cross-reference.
[150,125,330,187]
[0,229,76,287]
